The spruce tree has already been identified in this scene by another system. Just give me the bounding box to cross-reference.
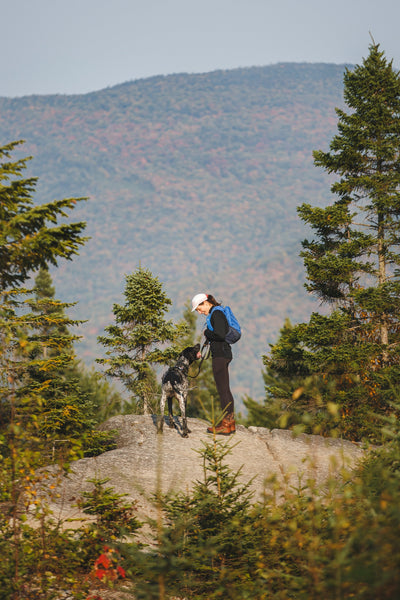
[26,268,120,453]
[97,267,187,414]
[130,437,254,599]
[0,140,89,446]
[0,140,87,290]
[32,267,123,425]
[31,266,71,357]
[294,44,400,440]
[0,142,123,597]
[245,318,313,429]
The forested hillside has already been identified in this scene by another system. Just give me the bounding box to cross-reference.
[0,63,348,400]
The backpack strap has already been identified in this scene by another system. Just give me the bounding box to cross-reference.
[206,305,225,331]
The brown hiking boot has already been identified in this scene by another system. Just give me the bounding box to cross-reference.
[206,418,232,436]
[227,414,236,434]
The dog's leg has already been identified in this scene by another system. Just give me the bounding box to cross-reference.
[158,390,167,433]
[185,398,191,435]
[167,397,176,429]
[177,393,190,437]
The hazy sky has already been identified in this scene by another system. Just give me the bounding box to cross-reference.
[2,0,399,97]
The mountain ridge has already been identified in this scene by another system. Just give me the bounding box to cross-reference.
[0,63,348,403]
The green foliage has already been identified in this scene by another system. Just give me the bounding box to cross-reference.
[0,140,94,454]
[32,272,122,430]
[256,45,400,442]
[0,417,84,599]
[97,266,188,414]
[128,437,254,600]
[0,140,88,290]
[0,467,140,599]
[76,477,142,564]
[1,380,399,599]
[0,282,92,465]
[0,142,122,597]
[120,418,400,599]
[305,45,400,321]
[67,363,123,424]
[246,318,311,429]
[24,268,117,457]
[0,433,398,600]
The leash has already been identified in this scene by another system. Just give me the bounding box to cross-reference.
[188,340,210,379]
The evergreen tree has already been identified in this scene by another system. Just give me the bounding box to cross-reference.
[247,317,341,434]
[31,266,73,358]
[0,140,89,446]
[292,44,400,440]
[0,142,122,597]
[0,140,87,290]
[27,268,121,451]
[97,267,187,414]
[32,267,122,423]
[245,318,311,428]
[70,365,123,424]
[130,437,254,599]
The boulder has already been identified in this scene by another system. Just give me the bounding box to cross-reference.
[46,415,365,532]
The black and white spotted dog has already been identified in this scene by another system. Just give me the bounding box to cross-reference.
[157,344,201,438]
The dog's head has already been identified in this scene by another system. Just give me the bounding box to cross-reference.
[181,343,201,364]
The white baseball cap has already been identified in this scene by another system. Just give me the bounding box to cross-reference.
[191,293,208,311]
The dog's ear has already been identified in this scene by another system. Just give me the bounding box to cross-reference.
[194,343,200,351]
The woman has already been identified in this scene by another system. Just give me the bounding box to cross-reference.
[191,293,236,435]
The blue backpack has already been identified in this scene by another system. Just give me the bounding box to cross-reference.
[206,305,242,344]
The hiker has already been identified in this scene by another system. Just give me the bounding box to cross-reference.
[191,293,238,435]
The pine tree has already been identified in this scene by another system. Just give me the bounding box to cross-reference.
[31,266,72,358]
[245,318,312,429]
[97,267,187,414]
[32,267,123,424]
[69,365,123,424]
[24,268,120,453]
[0,141,87,290]
[130,437,254,599]
[0,140,89,445]
[293,44,400,440]
[0,142,127,597]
